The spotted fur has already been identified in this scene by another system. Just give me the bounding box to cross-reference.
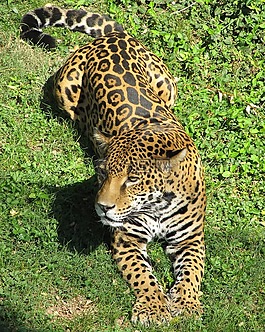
[21,4,206,326]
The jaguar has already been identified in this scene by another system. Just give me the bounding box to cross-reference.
[21,4,206,326]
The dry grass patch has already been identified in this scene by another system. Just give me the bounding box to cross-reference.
[46,295,96,321]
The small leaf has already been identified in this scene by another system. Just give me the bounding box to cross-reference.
[11,7,18,14]
[38,192,49,199]
[250,128,259,134]
[222,171,231,178]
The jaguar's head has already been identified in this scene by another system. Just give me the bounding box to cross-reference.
[94,124,188,227]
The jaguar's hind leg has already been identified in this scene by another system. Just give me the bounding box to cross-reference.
[53,46,92,133]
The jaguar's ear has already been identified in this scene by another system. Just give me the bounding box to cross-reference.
[166,147,187,162]
[93,128,111,155]
[156,147,187,173]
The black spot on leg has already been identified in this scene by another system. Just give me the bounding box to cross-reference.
[125,254,134,261]
[157,81,163,88]
[71,84,78,93]
[195,180,200,193]
[65,87,74,102]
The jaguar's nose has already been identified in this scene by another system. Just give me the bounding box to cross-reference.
[97,203,115,214]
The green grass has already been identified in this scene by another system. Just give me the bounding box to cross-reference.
[0,0,264,331]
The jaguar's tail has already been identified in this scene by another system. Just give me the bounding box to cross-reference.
[20,3,124,50]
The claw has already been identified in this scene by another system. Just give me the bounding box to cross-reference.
[131,300,171,326]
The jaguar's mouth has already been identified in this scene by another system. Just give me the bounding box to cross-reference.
[99,216,124,228]
[95,203,128,227]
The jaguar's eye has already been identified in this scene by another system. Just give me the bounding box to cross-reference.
[128,176,139,182]
[125,176,140,186]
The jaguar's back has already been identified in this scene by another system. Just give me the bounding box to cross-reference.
[21,4,206,326]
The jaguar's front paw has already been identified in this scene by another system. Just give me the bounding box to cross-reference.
[131,296,171,326]
[170,298,203,317]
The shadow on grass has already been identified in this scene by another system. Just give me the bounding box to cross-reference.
[0,309,40,332]
[0,319,14,332]
[41,75,111,253]
[50,176,111,253]
[0,77,111,332]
